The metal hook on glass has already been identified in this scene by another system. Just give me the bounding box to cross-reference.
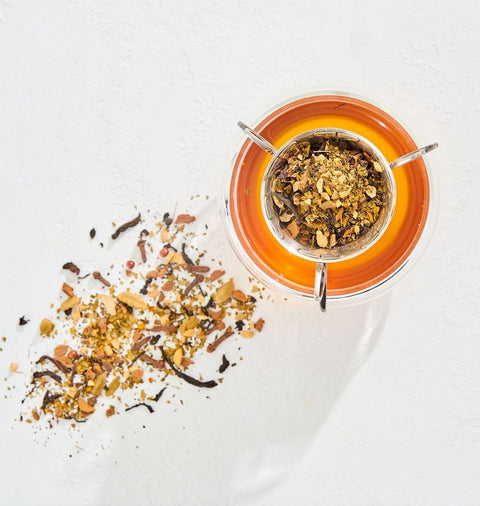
[238,121,329,312]
[390,142,438,170]
[238,120,439,172]
[237,121,278,156]
[314,262,327,312]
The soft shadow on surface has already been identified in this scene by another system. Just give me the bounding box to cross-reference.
[228,294,391,504]
[72,196,393,506]
[85,292,391,506]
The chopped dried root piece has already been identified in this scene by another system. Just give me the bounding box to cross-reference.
[99,294,116,315]
[181,357,194,368]
[54,345,69,358]
[117,292,147,310]
[232,290,249,302]
[172,348,183,366]
[39,318,55,337]
[175,214,196,224]
[161,280,174,291]
[105,406,115,417]
[209,269,225,282]
[316,230,328,248]
[286,220,300,238]
[78,398,95,414]
[130,368,143,383]
[60,296,81,312]
[254,318,265,332]
[62,283,75,297]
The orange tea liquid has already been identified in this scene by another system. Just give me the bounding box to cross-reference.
[229,96,430,297]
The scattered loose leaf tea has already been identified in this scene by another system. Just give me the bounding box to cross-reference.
[18,316,29,326]
[219,354,230,374]
[125,402,154,413]
[20,205,265,425]
[62,262,80,275]
[111,212,141,240]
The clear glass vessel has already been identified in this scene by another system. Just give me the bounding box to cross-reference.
[223,91,438,306]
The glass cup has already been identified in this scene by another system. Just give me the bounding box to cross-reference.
[238,122,437,311]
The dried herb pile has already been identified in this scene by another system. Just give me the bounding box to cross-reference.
[270,138,387,249]
[23,210,264,424]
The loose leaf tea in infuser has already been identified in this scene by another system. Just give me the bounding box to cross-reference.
[269,138,387,250]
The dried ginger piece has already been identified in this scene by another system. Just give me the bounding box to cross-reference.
[39,319,54,337]
[117,292,147,310]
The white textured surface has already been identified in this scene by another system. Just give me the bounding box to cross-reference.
[0,1,479,505]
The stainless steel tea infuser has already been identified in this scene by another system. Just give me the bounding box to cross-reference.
[238,121,438,311]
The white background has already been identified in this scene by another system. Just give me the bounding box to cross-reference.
[0,1,479,505]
